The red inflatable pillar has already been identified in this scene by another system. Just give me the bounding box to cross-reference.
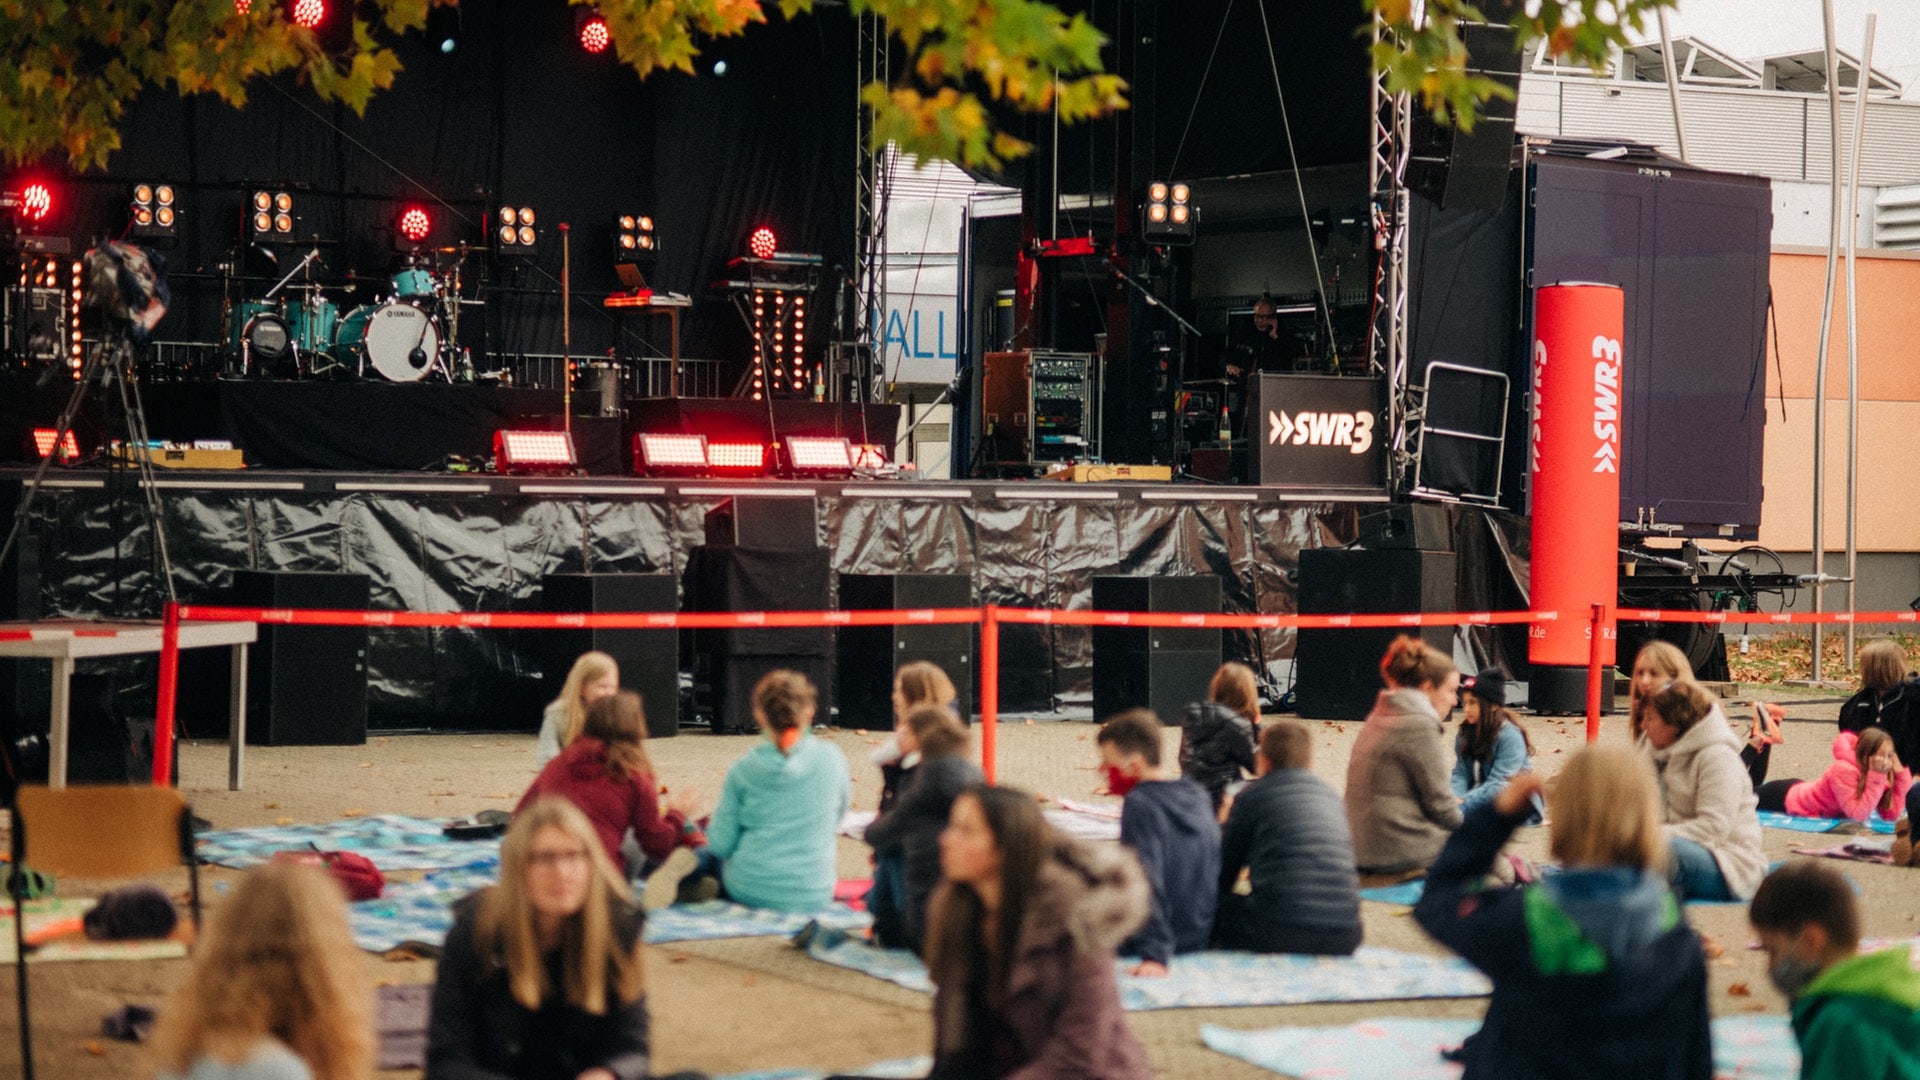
[1529,283,1623,715]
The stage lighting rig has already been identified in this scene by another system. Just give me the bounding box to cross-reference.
[496,205,539,262]
[782,436,855,478]
[3,179,56,233]
[247,188,298,243]
[748,226,777,260]
[494,430,577,474]
[394,203,433,252]
[128,183,180,244]
[615,214,657,264]
[634,433,708,477]
[1142,181,1196,245]
[577,8,610,53]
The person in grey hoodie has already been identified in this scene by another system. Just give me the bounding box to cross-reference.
[1344,635,1465,876]
[1638,679,1766,902]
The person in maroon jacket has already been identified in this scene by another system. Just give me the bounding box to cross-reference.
[923,785,1153,1080]
[516,691,703,900]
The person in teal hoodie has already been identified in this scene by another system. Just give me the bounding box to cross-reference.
[1749,860,1920,1080]
[702,670,851,912]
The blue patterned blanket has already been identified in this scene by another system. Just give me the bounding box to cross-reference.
[802,929,1492,1010]
[1201,1014,1797,1080]
[197,815,497,871]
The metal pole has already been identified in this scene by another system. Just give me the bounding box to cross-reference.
[1656,10,1690,162]
[1809,0,1843,683]
[1843,16,1875,662]
[561,222,572,436]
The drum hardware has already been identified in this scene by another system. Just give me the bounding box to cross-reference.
[334,301,443,382]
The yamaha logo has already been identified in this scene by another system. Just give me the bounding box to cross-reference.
[1267,409,1374,455]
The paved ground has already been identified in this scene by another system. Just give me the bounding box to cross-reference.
[6,684,1916,1079]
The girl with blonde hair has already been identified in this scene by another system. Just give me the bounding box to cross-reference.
[865,704,981,953]
[1414,744,1712,1078]
[152,861,373,1080]
[1629,639,1782,790]
[536,651,620,765]
[428,797,683,1080]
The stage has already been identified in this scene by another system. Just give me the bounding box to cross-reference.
[0,464,1530,731]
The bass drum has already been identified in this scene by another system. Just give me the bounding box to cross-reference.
[334,302,440,382]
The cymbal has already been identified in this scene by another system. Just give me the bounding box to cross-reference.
[432,245,472,254]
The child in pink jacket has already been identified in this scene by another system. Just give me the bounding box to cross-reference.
[1755,728,1911,823]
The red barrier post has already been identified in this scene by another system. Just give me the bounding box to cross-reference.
[153,601,181,786]
[1585,603,1605,743]
[980,605,999,784]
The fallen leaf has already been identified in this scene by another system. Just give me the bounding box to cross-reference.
[484,792,511,799]
[1728,982,1751,997]
[358,762,374,768]
[342,808,366,817]
[275,817,294,826]
[669,953,689,964]
[1701,937,1725,959]
[376,737,390,745]
[84,1041,105,1056]
[428,790,456,797]
[741,973,758,987]
[263,802,279,809]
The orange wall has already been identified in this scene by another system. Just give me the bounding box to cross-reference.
[1758,251,1920,553]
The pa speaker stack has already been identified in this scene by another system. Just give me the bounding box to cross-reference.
[539,574,680,738]
[233,570,370,745]
[1406,22,1521,210]
[1091,576,1222,724]
[690,497,833,733]
[836,574,974,730]
[1294,531,1457,721]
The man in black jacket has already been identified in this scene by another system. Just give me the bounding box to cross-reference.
[1213,720,1364,955]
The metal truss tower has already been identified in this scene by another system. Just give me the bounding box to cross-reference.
[1368,13,1415,494]
[851,13,890,399]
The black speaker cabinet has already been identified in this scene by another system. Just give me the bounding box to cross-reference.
[1294,549,1457,721]
[0,528,43,733]
[232,570,370,746]
[837,573,974,729]
[1091,575,1223,723]
[704,496,819,549]
[1357,503,1453,552]
[688,546,833,733]
[539,573,680,739]
[1407,22,1520,210]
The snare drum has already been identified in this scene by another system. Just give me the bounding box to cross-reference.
[283,295,339,355]
[335,302,441,382]
[390,267,437,300]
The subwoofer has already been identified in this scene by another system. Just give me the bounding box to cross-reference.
[1091,576,1223,724]
[1294,549,1456,721]
[539,574,680,739]
[837,574,975,729]
[232,570,370,746]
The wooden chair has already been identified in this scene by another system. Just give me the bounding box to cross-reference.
[9,784,201,1080]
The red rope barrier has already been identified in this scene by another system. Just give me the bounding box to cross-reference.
[155,602,181,787]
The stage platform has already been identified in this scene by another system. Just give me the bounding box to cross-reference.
[0,465,1530,732]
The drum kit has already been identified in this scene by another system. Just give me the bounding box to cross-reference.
[225,243,479,382]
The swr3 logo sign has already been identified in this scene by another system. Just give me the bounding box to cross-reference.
[1268,409,1375,455]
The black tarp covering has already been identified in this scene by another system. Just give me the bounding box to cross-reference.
[2,474,1532,729]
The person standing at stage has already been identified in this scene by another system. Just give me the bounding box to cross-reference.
[536,651,620,766]
[1344,635,1464,878]
[701,670,850,912]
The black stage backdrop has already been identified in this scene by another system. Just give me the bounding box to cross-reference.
[0,476,1533,729]
[33,2,855,370]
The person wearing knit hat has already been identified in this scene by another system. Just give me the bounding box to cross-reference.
[1453,665,1539,824]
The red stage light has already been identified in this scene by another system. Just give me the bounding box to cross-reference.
[397,205,432,243]
[748,227,777,260]
[494,430,577,473]
[705,442,767,473]
[20,182,52,223]
[291,0,325,28]
[578,9,610,53]
[235,0,252,12]
[32,428,79,461]
[634,433,708,475]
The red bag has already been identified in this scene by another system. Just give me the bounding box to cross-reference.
[272,849,386,901]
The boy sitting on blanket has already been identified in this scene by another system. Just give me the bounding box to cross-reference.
[1213,720,1363,955]
[1098,709,1221,977]
[1749,861,1920,1080]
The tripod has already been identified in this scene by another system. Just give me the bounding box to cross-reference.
[0,331,178,611]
